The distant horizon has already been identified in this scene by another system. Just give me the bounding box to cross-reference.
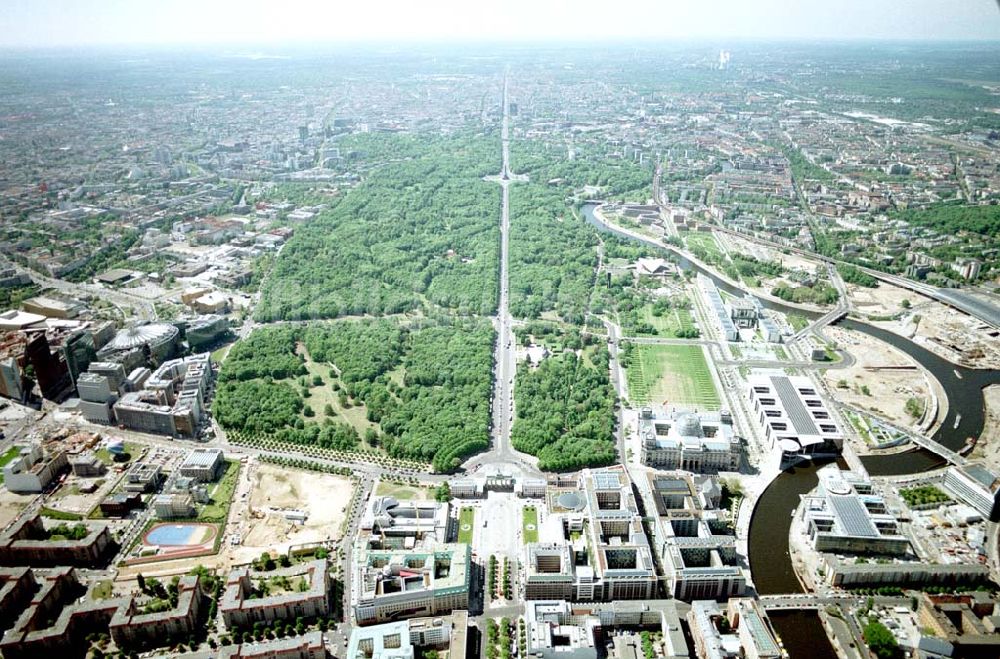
[1,0,999,50]
[3,35,1000,56]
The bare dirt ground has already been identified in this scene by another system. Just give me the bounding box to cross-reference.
[723,234,825,273]
[823,326,932,427]
[873,301,1000,370]
[0,488,34,529]
[970,386,1000,470]
[847,282,916,317]
[718,235,830,309]
[227,462,354,565]
[46,473,121,517]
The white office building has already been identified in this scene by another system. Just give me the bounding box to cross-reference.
[747,372,842,465]
[942,465,1000,522]
[801,465,909,556]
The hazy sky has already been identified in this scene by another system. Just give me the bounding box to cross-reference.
[1,0,999,49]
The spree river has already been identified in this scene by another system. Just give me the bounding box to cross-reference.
[579,203,1000,598]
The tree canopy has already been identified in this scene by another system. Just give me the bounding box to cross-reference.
[214,318,494,472]
[512,339,617,471]
[256,134,501,321]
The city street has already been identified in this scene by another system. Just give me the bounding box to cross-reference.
[464,69,540,480]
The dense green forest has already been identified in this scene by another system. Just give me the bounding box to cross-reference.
[214,378,305,435]
[890,202,1000,238]
[506,140,653,323]
[511,335,617,471]
[301,320,405,384]
[218,326,305,381]
[589,234,672,319]
[256,134,501,321]
[508,183,598,323]
[214,318,494,472]
[0,283,40,309]
[771,280,839,305]
[837,263,878,288]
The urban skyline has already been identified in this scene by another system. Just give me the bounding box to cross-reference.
[1,0,1000,48]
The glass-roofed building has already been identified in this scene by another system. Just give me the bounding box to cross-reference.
[800,465,910,556]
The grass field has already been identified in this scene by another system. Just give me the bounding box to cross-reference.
[787,314,810,333]
[95,442,138,465]
[196,459,240,523]
[458,507,475,544]
[210,342,235,364]
[682,231,724,262]
[297,344,381,451]
[91,580,115,600]
[625,344,720,409]
[640,304,696,338]
[40,507,83,521]
[375,482,431,501]
[522,506,539,543]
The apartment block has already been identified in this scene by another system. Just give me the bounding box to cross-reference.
[110,575,204,648]
[0,568,207,657]
[917,592,1000,657]
[688,599,782,659]
[221,559,330,628]
[0,567,119,659]
[0,516,115,568]
[195,632,327,659]
[0,567,39,632]
[523,600,690,659]
[2,444,69,493]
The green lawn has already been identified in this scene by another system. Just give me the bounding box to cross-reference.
[640,304,696,338]
[40,507,83,521]
[458,507,475,544]
[196,459,241,523]
[626,344,720,409]
[91,580,115,600]
[522,506,539,543]
[375,482,431,501]
[682,231,724,262]
[0,446,21,484]
[787,314,810,333]
[95,442,138,465]
[210,342,234,364]
[297,344,381,449]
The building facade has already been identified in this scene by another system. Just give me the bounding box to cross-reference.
[639,408,741,473]
[747,372,843,465]
[352,545,470,626]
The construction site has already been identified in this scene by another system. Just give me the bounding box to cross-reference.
[823,326,938,428]
[224,461,355,565]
